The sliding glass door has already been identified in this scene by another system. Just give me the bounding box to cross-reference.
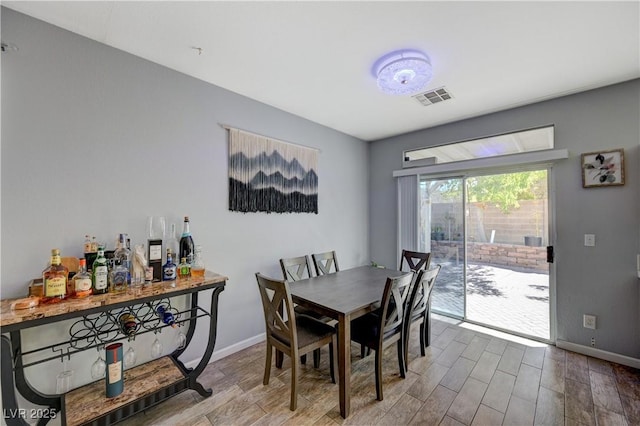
[419,170,551,341]
[419,177,465,318]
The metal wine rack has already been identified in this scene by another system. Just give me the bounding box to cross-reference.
[18,298,211,369]
[1,274,227,426]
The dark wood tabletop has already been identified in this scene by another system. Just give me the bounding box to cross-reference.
[289,265,406,318]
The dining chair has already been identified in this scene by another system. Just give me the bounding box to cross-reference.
[280,255,314,281]
[403,265,441,367]
[255,273,336,411]
[281,255,337,367]
[350,271,414,401]
[399,249,432,272]
[312,251,340,275]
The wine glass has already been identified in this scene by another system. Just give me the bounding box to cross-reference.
[151,337,163,358]
[146,216,166,240]
[56,357,74,394]
[174,330,187,350]
[124,346,136,368]
[90,349,106,380]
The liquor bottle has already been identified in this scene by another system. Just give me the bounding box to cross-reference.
[119,313,137,339]
[42,249,69,304]
[72,258,93,298]
[109,264,128,293]
[191,245,205,279]
[90,236,98,252]
[92,245,109,294]
[83,235,92,253]
[156,305,177,328]
[179,216,195,265]
[113,233,132,286]
[162,249,177,281]
[177,257,191,281]
[105,343,124,398]
[167,223,179,265]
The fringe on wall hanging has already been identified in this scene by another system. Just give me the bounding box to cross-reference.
[226,127,319,214]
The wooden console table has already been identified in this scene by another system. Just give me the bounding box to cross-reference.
[0,272,226,426]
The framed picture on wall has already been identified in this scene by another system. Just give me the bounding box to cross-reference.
[581,148,625,188]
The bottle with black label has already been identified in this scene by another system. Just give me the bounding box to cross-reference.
[179,216,195,265]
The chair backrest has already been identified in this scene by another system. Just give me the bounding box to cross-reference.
[280,256,314,281]
[378,272,414,341]
[312,251,340,275]
[399,250,431,272]
[255,273,297,349]
[406,265,441,321]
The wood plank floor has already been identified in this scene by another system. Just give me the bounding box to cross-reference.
[120,316,640,425]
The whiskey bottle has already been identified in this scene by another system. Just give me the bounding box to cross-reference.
[162,249,177,281]
[177,257,191,281]
[179,216,195,265]
[42,249,69,304]
[72,258,93,298]
[92,245,109,294]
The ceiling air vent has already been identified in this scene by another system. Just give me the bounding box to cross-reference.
[413,87,453,106]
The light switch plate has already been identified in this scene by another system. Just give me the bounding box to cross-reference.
[584,234,595,247]
[583,314,596,329]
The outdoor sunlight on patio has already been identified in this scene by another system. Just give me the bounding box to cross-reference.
[431,260,550,340]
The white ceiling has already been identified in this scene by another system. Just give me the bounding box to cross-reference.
[4,1,639,141]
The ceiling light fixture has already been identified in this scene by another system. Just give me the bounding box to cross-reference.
[372,49,432,96]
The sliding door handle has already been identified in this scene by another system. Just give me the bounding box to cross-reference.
[546,246,554,263]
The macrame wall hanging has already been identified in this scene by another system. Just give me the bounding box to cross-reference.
[226,127,319,214]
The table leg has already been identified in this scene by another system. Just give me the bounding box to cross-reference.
[337,313,350,418]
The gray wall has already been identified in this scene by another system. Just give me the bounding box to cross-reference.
[370,79,640,358]
[1,7,370,394]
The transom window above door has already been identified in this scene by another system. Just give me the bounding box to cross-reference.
[403,125,554,167]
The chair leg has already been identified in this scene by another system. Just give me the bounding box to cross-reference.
[375,348,383,401]
[426,304,432,347]
[276,349,283,368]
[397,340,406,379]
[403,323,410,369]
[360,345,371,358]
[424,310,431,347]
[329,338,336,384]
[420,322,426,357]
[290,353,298,411]
[313,348,320,368]
[263,341,272,385]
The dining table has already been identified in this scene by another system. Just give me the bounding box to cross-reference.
[288,265,407,419]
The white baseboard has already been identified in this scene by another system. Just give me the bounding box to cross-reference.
[184,333,266,370]
[556,340,640,369]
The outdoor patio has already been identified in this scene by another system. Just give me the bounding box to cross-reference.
[430,260,550,340]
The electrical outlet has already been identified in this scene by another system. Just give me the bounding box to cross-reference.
[591,337,596,347]
[583,314,596,329]
[584,234,596,247]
